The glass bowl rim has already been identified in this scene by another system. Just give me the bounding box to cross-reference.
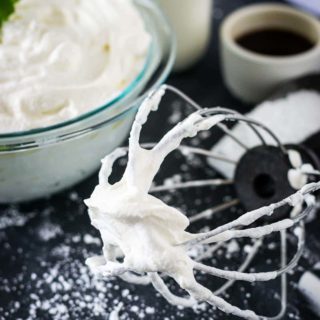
[0,0,176,151]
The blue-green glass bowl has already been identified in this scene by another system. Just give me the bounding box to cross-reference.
[0,0,176,203]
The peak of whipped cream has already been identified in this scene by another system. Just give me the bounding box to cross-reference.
[84,87,320,320]
[0,0,150,133]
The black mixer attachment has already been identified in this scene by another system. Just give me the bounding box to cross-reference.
[235,144,320,222]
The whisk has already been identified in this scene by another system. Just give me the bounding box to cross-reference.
[85,85,320,320]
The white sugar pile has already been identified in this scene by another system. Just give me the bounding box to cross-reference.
[209,90,320,178]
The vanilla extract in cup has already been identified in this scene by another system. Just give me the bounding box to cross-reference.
[220,4,320,103]
[236,28,315,56]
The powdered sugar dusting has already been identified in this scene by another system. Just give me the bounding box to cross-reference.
[37,222,63,242]
[0,207,36,230]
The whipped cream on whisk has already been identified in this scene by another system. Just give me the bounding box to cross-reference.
[0,0,150,133]
[84,89,220,274]
[84,87,320,319]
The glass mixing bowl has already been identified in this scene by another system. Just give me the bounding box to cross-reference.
[0,0,176,203]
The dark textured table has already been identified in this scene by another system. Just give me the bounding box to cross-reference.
[1,1,320,319]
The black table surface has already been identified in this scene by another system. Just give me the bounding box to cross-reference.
[1,0,320,319]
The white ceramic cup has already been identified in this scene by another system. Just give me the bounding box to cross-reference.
[220,4,320,103]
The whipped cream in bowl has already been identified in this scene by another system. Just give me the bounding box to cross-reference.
[0,0,176,203]
[0,0,152,133]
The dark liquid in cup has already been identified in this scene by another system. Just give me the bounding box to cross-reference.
[236,29,314,56]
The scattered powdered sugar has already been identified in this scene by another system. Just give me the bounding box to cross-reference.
[0,207,36,230]
[1,239,166,320]
[168,100,183,124]
[84,234,102,246]
[51,244,71,259]
[145,306,155,314]
[37,222,63,241]
[226,240,240,254]
[24,259,112,320]
[244,244,254,254]
[69,191,81,202]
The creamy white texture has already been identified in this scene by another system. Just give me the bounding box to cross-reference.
[84,87,320,320]
[0,0,150,133]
